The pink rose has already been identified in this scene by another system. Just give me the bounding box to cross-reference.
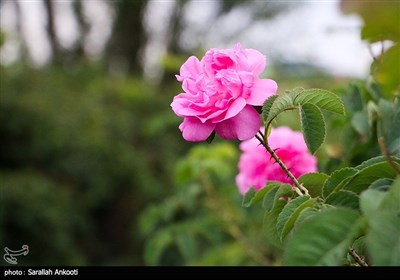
[236,126,318,195]
[171,43,277,142]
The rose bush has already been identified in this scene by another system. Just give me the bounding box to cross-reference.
[236,126,318,194]
[167,1,400,265]
[171,43,277,141]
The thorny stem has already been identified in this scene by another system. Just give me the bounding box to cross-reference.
[348,247,369,267]
[256,130,307,196]
[200,171,273,265]
[378,137,400,174]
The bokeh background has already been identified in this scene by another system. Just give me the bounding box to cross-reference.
[0,0,397,265]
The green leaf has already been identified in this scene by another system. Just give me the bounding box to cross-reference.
[325,190,359,210]
[242,183,280,208]
[389,133,400,157]
[298,172,329,197]
[293,207,320,229]
[277,196,315,241]
[369,178,394,191]
[264,94,294,125]
[263,183,292,213]
[367,100,380,126]
[377,99,395,135]
[322,168,358,198]
[377,100,400,153]
[374,45,400,96]
[343,84,363,112]
[261,94,279,123]
[367,211,400,266]
[300,103,326,154]
[351,111,370,137]
[190,242,246,266]
[262,88,345,128]
[348,215,368,242]
[362,178,400,266]
[360,189,387,216]
[366,83,381,102]
[283,208,360,266]
[176,232,198,261]
[377,99,400,155]
[389,102,400,141]
[242,188,257,207]
[380,177,400,212]
[341,1,400,43]
[263,184,293,245]
[262,185,280,211]
[294,88,345,115]
[343,161,400,194]
[144,229,173,265]
[355,156,388,170]
[287,87,305,100]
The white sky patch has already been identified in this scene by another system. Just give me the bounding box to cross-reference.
[179,0,222,51]
[1,0,375,78]
[82,0,113,60]
[174,0,373,78]
[285,1,371,78]
[0,1,20,65]
[19,0,51,66]
[142,0,176,80]
[53,1,80,49]
[202,1,371,78]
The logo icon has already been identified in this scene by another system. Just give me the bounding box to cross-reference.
[4,245,29,265]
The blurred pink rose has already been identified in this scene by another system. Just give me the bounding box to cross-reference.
[236,126,318,194]
[171,43,277,142]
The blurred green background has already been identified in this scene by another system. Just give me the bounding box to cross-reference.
[1,0,397,265]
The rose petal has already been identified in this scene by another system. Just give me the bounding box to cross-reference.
[238,71,254,88]
[224,97,247,120]
[235,173,252,195]
[182,78,200,94]
[178,56,203,80]
[268,126,308,152]
[246,79,278,106]
[235,126,318,194]
[179,117,215,142]
[211,97,246,123]
[243,48,266,75]
[215,105,260,140]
